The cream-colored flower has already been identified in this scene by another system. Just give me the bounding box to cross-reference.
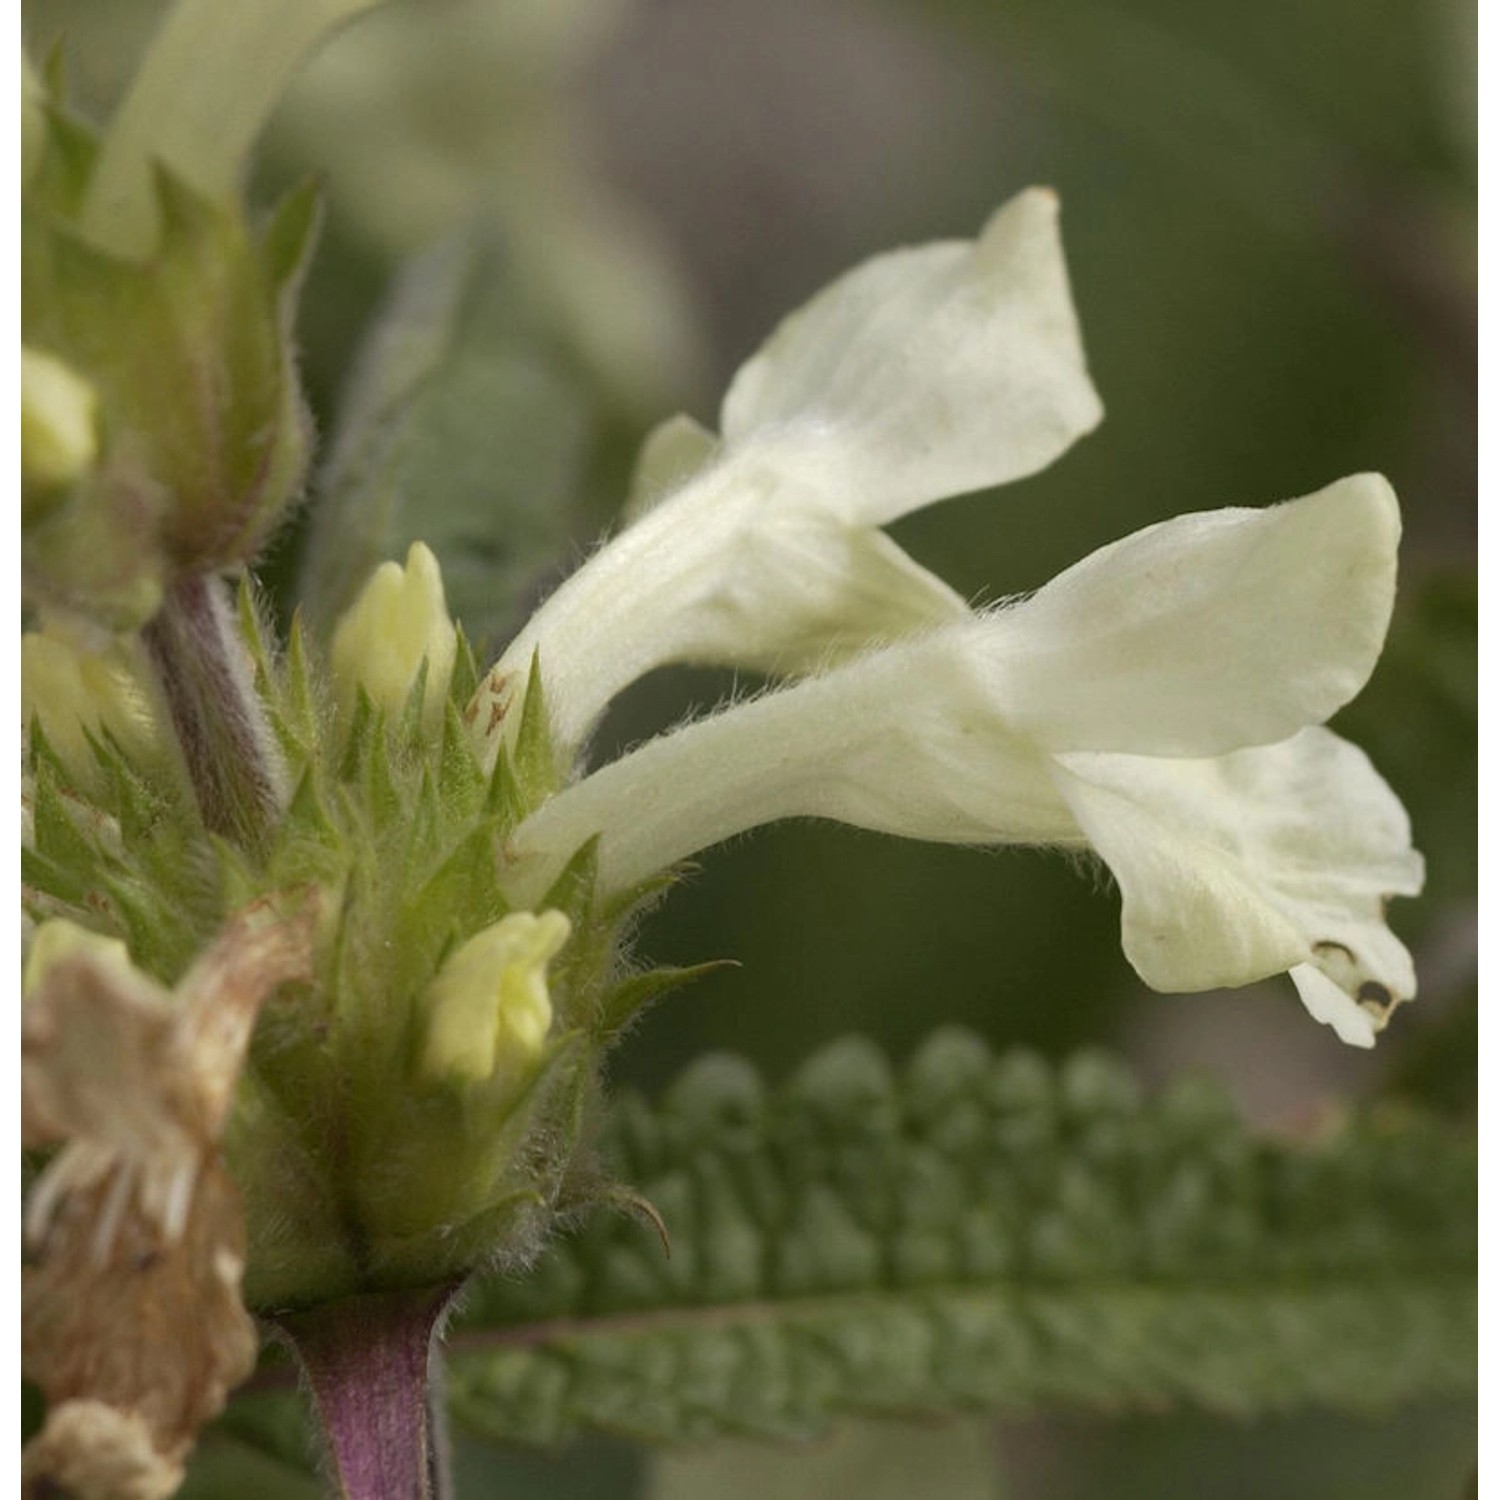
[503,479,1417,1044]
[473,188,1102,760]
[467,189,1419,1047]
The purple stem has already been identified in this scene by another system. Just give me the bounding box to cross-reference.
[142,572,284,843]
[275,1284,463,1500]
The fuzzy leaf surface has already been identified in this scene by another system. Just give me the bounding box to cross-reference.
[445,1032,1476,1446]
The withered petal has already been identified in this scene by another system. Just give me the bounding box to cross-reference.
[22,1400,185,1500]
[24,1161,258,1467]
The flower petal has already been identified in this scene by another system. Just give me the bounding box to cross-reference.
[1050,728,1422,1040]
[506,631,1081,903]
[976,476,1401,756]
[622,412,719,523]
[483,455,969,760]
[720,188,1103,526]
[1289,964,1379,1049]
[477,191,1101,759]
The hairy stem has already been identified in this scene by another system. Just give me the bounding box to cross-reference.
[275,1285,462,1500]
[143,572,285,843]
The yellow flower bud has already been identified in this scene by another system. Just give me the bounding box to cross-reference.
[329,542,457,730]
[22,348,99,505]
[419,910,570,1087]
[22,629,162,783]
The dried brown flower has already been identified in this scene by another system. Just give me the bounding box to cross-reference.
[22,899,315,1498]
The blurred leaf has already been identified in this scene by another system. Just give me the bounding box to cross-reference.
[299,225,597,652]
[990,1398,1475,1500]
[180,1379,321,1500]
[650,1418,1000,1500]
[207,1376,320,1474]
[177,1439,323,1500]
[447,1031,1476,1447]
[448,1431,645,1500]
[1382,983,1477,1121]
[1336,568,1477,903]
[917,0,1465,208]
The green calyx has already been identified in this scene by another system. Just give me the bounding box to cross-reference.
[23,584,692,1313]
[21,85,319,629]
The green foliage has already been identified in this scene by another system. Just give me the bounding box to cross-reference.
[21,586,731,1311]
[180,1378,324,1500]
[1338,569,1477,903]
[22,718,217,982]
[23,99,319,624]
[298,228,598,651]
[442,1032,1475,1447]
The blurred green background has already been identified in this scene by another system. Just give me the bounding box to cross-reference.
[25,0,1476,1495]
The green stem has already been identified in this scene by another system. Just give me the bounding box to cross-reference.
[142,571,285,844]
[275,1284,462,1500]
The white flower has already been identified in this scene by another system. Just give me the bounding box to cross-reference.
[468,189,1420,1047]
[473,188,1102,760]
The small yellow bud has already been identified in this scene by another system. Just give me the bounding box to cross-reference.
[419,910,571,1087]
[329,542,457,729]
[22,629,162,783]
[22,348,99,504]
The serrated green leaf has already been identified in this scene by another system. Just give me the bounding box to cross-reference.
[87,729,161,842]
[337,689,376,784]
[281,614,322,755]
[236,574,276,675]
[31,769,103,873]
[449,627,481,711]
[439,703,486,820]
[411,819,507,936]
[363,713,403,833]
[377,656,429,759]
[484,743,527,826]
[600,863,688,925]
[259,177,323,304]
[21,843,89,908]
[513,650,557,804]
[26,717,77,792]
[447,1032,1477,1446]
[284,769,337,845]
[596,961,738,1039]
[541,836,600,929]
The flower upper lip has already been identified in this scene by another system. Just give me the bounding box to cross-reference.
[473,188,1102,763]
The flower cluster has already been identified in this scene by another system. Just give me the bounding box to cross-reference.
[21,13,1421,1484]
